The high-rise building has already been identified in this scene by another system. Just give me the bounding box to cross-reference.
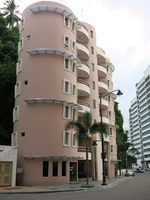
[12,1,118,185]
[129,66,150,168]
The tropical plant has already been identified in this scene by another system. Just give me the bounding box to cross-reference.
[0,0,21,28]
[65,111,107,184]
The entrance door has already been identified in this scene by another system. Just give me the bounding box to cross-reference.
[70,162,76,182]
[0,162,12,186]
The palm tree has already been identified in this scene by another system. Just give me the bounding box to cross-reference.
[0,0,21,28]
[65,111,106,185]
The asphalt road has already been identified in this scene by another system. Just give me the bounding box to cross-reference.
[1,172,150,200]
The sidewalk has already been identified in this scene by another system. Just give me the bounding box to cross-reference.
[0,176,132,194]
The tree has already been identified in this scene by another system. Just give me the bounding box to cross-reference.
[0,14,19,145]
[65,111,106,185]
[0,0,21,28]
[114,102,137,173]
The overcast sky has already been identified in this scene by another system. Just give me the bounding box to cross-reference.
[1,0,150,128]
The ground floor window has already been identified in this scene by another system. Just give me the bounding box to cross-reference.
[43,161,49,177]
[62,161,66,176]
[53,161,58,177]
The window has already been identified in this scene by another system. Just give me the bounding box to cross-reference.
[62,161,66,176]
[91,46,94,54]
[107,80,110,87]
[90,30,93,38]
[72,41,75,52]
[64,58,69,70]
[72,62,76,74]
[110,145,113,153]
[53,161,58,177]
[72,22,75,31]
[110,128,112,136]
[92,63,94,71]
[109,111,111,119]
[64,16,69,27]
[20,18,25,32]
[15,82,20,97]
[13,106,19,122]
[72,108,76,120]
[20,132,25,137]
[93,99,96,109]
[72,84,76,97]
[64,80,70,94]
[16,59,22,74]
[64,131,69,145]
[107,65,109,72]
[92,81,95,90]
[64,105,69,119]
[11,132,17,146]
[64,36,69,48]
[24,80,28,85]
[18,38,23,52]
[72,133,76,147]
[43,161,49,177]
[26,35,31,40]
[108,95,110,102]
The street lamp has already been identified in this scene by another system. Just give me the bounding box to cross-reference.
[93,90,123,185]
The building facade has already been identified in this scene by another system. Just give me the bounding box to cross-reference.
[129,66,150,168]
[13,1,117,185]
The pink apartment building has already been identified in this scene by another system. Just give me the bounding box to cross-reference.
[13,1,118,185]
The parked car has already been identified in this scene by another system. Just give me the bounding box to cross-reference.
[135,168,144,173]
[125,169,135,176]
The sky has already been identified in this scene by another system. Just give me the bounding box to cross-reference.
[1,0,150,128]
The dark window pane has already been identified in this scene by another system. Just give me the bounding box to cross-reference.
[62,161,66,176]
[43,161,49,177]
[53,161,58,176]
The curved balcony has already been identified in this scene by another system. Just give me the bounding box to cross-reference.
[98,79,107,93]
[77,146,91,160]
[97,47,106,65]
[77,100,90,116]
[102,114,109,125]
[77,61,89,78]
[77,23,89,44]
[101,98,108,110]
[76,40,89,61]
[77,79,90,97]
[97,65,107,78]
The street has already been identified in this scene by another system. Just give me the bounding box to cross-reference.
[1,172,150,200]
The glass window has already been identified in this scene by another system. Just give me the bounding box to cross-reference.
[64,80,70,94]
[92,81,95,90]
[72,62,76,74]
[64,131,69,145]
[64,16,69,27]
[90,30,93,38]
[92,63,94,71]
[91,46,94,54]
[72,84,76,96]
[93,99,96,109]
[64,105,69,118]
[72,133,76,146]
[72,41,75,52]
[109,111,111,118]
[110,128,112,136]
[64,36,69,48]
[64,58,69,70]
[43,161,49,177]
[62,161,66,176]
[108,95,110,102]
[53,161,58,177]
[72,22,75,31]
[111,145,113,153]
[72,108,76,120]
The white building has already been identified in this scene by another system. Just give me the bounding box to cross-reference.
[129,66,150,168]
